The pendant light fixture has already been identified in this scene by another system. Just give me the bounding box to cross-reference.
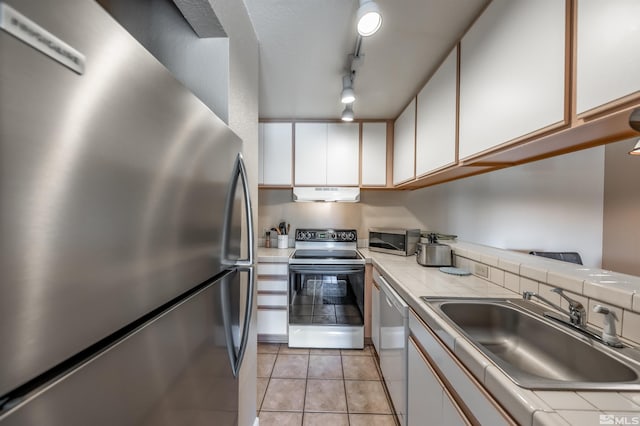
[341,104,354,122]
[341,75,356,104]
[356,0,382,37]
[629,139,640,156]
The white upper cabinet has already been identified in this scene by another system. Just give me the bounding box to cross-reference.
[361,122,388,186]
[416,47,458,176]
[260,122,292,186]
[393,99,416,185]
[295,123,328,185]
[576,0,640,115]
[459,0,566,160]
[327,123,360,186]
[294,122,359,186]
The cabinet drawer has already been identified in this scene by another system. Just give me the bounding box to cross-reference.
[257,278,288,292]
[257,263,288,276]
[257,308,288,336]
[257,293,288,307]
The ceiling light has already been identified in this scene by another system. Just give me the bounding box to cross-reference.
[341,75,355,103]
[356,0,382,37]
[629,139,640,156]
[341,104,354,122]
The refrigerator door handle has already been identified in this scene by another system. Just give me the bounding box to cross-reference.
[222,267,254,378]
[222,153,255,268]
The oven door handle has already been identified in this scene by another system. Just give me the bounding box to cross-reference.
[288,265,364,275]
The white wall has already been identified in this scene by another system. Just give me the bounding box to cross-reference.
[105,0,230,121]
[406,147,606,267]
[259,146,606,268]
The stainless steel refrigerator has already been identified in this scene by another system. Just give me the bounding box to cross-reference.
[0,0,255,424]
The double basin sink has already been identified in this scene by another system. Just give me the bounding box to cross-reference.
[421,297,640,390]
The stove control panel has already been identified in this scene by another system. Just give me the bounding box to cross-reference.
[295,229,357,242]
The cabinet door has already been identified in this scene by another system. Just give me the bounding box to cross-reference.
[262,122,293,185]
[408,337,443,426]
[443,390,471,426]
[416,48,457,176]
[371,282,380,353]
[393,99,416,185]
[459,0,566,159]
[257,309,288,336]
[576,0,640,115]
[361,122,388,186]
[295,123,327,185]
[327,123,360,185]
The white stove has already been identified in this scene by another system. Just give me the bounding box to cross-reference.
[287,229,365,349]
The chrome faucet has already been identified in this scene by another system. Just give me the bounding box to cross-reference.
[522,287,586,327]
[523,288,624,348]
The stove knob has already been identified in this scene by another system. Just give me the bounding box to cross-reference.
[305,232,312,240]
[347,232,355,241]
[339,232,345,240]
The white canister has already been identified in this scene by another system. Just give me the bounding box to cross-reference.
[277,235,288,249]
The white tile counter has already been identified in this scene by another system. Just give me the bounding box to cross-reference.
[359,247,640,426]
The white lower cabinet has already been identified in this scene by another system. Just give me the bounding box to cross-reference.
[408,337,469,426]
[257,261,289,342]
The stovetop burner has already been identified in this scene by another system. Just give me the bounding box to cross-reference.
[290,228,364,265]
[292,249,360,260]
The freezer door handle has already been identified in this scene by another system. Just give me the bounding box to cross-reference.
[223,266,254,378]
[222,153,255,268]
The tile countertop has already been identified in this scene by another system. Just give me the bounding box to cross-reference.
[359,247,640,426]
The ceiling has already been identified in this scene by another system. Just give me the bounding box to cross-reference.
[244,0,490,120]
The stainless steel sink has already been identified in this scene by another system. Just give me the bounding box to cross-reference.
[421,297,640,390]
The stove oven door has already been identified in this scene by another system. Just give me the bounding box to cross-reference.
[288,265,365,328]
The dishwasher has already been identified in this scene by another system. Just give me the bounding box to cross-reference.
[375,272,408,426]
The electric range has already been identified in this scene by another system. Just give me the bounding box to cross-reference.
[288,229,365,348]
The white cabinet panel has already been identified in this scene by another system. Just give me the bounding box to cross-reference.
[327,123,360,185]
[393,99,416,185]
[257,293,287,307]
[408,338,443,426]
[262,122,293,185]
[443,390,470,426]
[257,309,288,336]
[576,0,640,114]
[257,278,288,293]
[362,122,387,186]
[295,123,328,185]
[416,48,457,176]
[459,0,565,159]
[257,263,288,276]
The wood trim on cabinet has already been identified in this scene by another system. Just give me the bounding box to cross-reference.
[455,42,461,166]
[410,311,517,426]
[364,264,372,339]
[568,0,577,125]
[358,122,363,187]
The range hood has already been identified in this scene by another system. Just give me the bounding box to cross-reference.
[293,187,360,202]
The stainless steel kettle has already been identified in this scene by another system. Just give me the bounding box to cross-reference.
[416,233,452,267]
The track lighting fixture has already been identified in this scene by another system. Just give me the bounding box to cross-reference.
[341,75,355,104]
[341,104,354,122]
[356,0,382,37]
[629,139,640,156]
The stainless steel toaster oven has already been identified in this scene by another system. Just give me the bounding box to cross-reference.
[368,228,421,256]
